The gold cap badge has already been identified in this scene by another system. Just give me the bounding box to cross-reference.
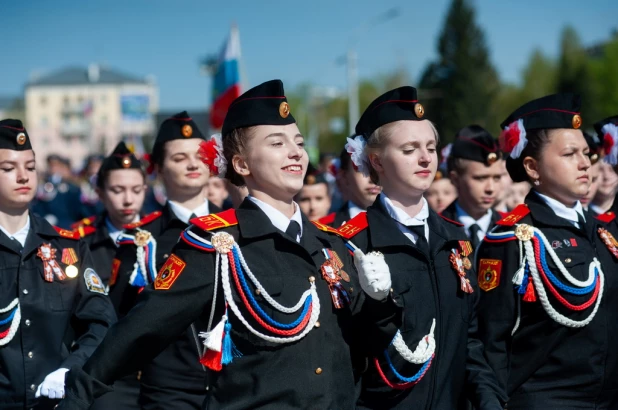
[414,103,425,119]
[16,133,27,145]
[182,124,193,138]
[572,114,582,129]
[279,102,290,119]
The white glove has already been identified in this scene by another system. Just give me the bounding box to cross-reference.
[354,249,392,301]
[35,368,69,400]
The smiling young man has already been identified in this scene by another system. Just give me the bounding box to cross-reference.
[108,112,220,410]
[441,125,505,249]
[296,165,332,220]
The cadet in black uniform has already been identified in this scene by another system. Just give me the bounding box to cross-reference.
[73,142,147,286]
[57,79,400,410]
[0,119,116,410]
[319,148,381,227]
[296,164,332,221]
[476,94,618,409]
[440,125,505,249]
[109,111,221,410]
[580,131,604,214]
[340,86,504,409]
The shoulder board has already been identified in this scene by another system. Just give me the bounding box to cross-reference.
[337,213,368,239]
[192,209,238,232]
[123,211,162,230]
[496,204,530,226]
[71,215,97,229]
[497,211,509,219]
[438,214,464,227]
[596,211,616,224]
[311,220,341,235]
[75,225,97,238]
[317,212,336,226]
[54,226,80,240]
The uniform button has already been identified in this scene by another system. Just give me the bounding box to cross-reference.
[30,384,36,391]
[315,321,320,328]
[349,287,353,293]
[205,386,209,391]
[28,351,33,359]
[255,288,261,295]
[25,319,31,326]
[22,289,28,295]
[163,254,169,259]
[308,276,315,283]
[315,367,323,375]
[565,258,572,263]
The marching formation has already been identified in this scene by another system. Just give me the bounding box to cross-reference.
[1,79,618,410]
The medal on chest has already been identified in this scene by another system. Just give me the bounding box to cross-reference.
[320,249,351,309]
[598,227,618,259]
[37,244,66,282]
[450,244,473,294]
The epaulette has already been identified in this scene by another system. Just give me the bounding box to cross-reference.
[71,215,97,230]
[337,212,368,239]
[497,211,509,219]
[317,212,336,226]
[123,211,162,230]
[311,220,341,235]
[496,204,530,226]
[191,209,238,232]
[438,214,464,227]
[75,225,97,238]
[54,226,80,240]
[596,211,616,224]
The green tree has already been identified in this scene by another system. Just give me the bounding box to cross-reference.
[589,36,618,121]
[419,0,499,141]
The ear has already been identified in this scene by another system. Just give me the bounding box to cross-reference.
[448,170,459,185]
[368,152,383,174]
[522,156,540,181]
[232,154,250,177]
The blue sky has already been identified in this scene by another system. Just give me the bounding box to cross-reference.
[1,0,616,110]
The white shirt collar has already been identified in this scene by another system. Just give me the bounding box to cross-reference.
[535,191,585,226]
[589,203,606,215]
[0,216,30,247]
[168,200,210,225]
[455,202,493,239]
[379,193,429,244]
[248,196,303,242]
[347,201,365,219]
[106,216,138,247]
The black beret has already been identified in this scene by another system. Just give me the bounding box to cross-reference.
[502,94,582,182]
[303,163,329,186]
[151,111,205,164]
[0,119,32,151]
[583,131,603,165]
[97,141,143,179]
[593,115,618,140]
[450,125,502,166]
[355,86,425,137]
[222,79,295,136]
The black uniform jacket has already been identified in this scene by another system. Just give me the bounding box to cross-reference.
[319,204,352,228]
[0,214,116,410]
[347,196,504,410]
[440,200,502,241]
[58,198,401,410]
[73,213,117,286]
[475,192,618,409]
[109,201,220,392]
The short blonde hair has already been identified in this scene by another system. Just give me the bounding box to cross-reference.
[365,120,440,184]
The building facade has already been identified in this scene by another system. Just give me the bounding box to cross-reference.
[25,64,158,169]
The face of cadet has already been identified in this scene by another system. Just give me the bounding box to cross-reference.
[0,149,37,210]
[528,129,591,206]
[425,178,457,213]
[98,169,147,226]
[297,182,331,220]
[235,123,308,201]
[159,139,210,199]
[338,166,381,209]
[451,159,504,215]
[205,177,229,208]
[370,120,438,198]
[595,161,618,200]
[581,161,601,208]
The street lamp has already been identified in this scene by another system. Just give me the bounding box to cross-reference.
[343,7,401,135]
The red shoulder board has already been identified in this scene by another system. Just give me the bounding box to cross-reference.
[337,213,368,239]
[497,211,509,219]
[438,214,464,227]
[54,226,80,240]
[317,212,336,226]
[71,215,97,230]
[596,211,616,224]
[123,211,162,229]
[496,204,530,226]
[311,220,341,235]
[192,209,238,231]
[76,225,96,238]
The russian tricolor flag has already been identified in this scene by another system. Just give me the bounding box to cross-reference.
[209,25,242,130]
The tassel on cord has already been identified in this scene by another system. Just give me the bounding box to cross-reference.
[221,322,242,365]
[523,277,537,302]
[518,273,529,295]
[512,265,525,287]
[200,315,227,352]
[200,347,223,371]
